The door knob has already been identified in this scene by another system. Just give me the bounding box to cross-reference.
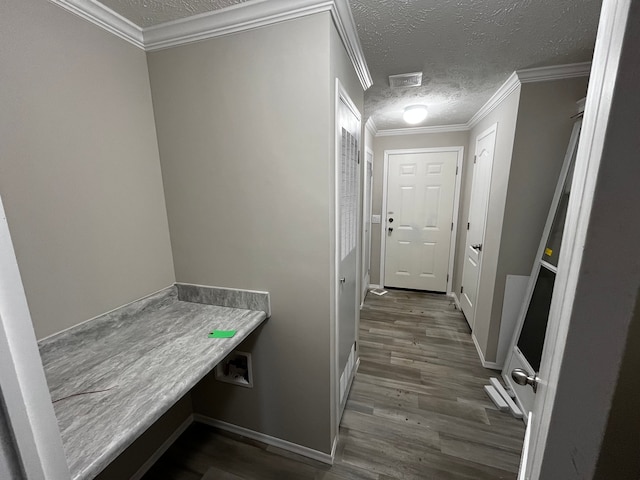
[339,277,346,284]
[388,227,393,234]
[471,243,483,251]
[511,368,540,393]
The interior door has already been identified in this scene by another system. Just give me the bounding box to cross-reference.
[460,124,497,328]
[361,150,373,301]
[503,120,581,416]
[336,82,360,416]
[384,150,457,292]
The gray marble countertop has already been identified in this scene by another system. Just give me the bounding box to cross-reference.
[38,286,267,480]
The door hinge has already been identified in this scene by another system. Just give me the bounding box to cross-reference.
[451,222,454,231]
[467,222,470,230]
[447,274,449,282]
[461,285,464,294]
[456,166,459,175]
[357,151,361,164]
[474,155,477,164]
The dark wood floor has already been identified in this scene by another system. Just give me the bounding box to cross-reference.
[142,289,525,480]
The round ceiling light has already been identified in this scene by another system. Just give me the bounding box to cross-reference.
[403,105,428,125]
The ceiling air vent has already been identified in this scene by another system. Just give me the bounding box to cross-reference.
[389,72,423,88]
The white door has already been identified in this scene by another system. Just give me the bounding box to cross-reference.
[361,149,373,301]
[521,1,633,477]
[460,124,497,328]
[336,81,360,416]
[383,150,458,292]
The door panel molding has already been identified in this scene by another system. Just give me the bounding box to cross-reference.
[380,146,464,294]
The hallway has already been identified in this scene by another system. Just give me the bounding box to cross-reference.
[142,289,524,479]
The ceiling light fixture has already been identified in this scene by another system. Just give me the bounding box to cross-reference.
[403,105,428,125]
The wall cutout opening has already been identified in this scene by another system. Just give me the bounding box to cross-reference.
[215,351,253,388]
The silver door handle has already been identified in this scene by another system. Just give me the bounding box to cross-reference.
[471,243,482,251]
[511,368,540,393]
[388,227,393,234]
[339,277,346,284]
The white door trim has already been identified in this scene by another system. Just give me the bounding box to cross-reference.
[526,0,635,477]
[460,123,498,328]
[380,146,464,294]
[0,195,70,479]
[333,78,361,436]
[361,147,374,306]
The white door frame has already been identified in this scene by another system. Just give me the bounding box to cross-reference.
[459,123,498,329]
[525,0,639,477]
[0,195,70,479]
[380,146,464,294]
[333,78,361,434]
[361,147,373,305]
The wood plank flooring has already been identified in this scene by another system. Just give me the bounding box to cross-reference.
[142,289,524,480]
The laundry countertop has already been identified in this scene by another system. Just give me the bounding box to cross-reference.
[38,286,268,480]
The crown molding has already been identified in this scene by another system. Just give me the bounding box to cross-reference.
[467,72,521,129]
[48,0,144,48]
[365,117,378,136]
[49,0,372,90]
[379,62,593,135]
[468,62,592,129]
[328,0,373,89]
[144,0,330,50]
[516,62,592,83]
[376,123,469,137]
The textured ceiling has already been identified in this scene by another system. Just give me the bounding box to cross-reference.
[101,0,251,27]
[349,0,602,129]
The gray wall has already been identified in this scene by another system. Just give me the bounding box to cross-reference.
[0,391,23,480]
[486,78,589,360]
[371,131,470,286]
[0,0,175,340]
[148,12,361,454]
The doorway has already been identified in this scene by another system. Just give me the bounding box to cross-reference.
[380,147,463,293]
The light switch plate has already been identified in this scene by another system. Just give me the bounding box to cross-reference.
[371,214,381,224]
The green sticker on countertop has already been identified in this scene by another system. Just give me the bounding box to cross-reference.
[208,330,236,338]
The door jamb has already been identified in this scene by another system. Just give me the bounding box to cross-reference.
[380,146,464,294]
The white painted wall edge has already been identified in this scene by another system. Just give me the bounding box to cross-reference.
[0,195,70,479]
[48,0,372,90]
[472,333,502,370]
[130,415,194,480]
[194,415,335,465]
[449,292,462,311]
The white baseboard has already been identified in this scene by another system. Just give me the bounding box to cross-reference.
[449,292,462,310]
[472,333,502,370]
[194,415,335,465]
[130,414,194,480]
